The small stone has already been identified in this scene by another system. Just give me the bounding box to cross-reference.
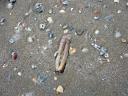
[39,23,46,30]
[62,24,68,29]
[124,53,128,58]
[48,9,53,14]
[27,37,34,43]
[114,31,122,38]
[18,72,22,76]
[7,3,13,9]
[78,10,82,14]
[69,47,76,55]
[47,17,53,24]
[0,17,6,25]
[11,51,18,60]
[62,0,69,6]
[8,0,16,3]
[46,28,51,32]
[94,29,100,35]
[94,16,100,20]
[117,10,121,14]
[56,85,64,93]
[43,46,48,50]
[63,29,69,34]
[25,27,32,32]
[81,48,88,53]
[114,0,119,3]
[59,10,66,14]
[93,9,101,20]
[48,31,54,39]
[126,2,128,7]
[54,76,57,81]
[71,8,74,11]
[104,15,113,22]
[31,65,37,69]
[24,92,34,96]
[33,3,45,13]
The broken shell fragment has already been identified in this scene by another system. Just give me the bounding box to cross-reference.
[56,85,64,93]
[69,47,76,55]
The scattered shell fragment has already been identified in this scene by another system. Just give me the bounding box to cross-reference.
[47,17,53,24]
[124,53,128,58]
[39,23,46,30]
[7,3,13,9]
[71,8,74,11]
[126,2,128,7]
[33,3,45,13]
[18,72,22,76]
[27,37,34,43]
[94,29,100,35]
[54,76,57,81]
[48,9,53,14]
[114,31,122,38]
[59,9,66,14]
[114,0,119,3]
[121,38,127,43]
[81,48,88,53]
[117,10,121,14]
[56,85,64,93]
[69,47,76,55]
[25,27,32,32]
[64,29,69,34]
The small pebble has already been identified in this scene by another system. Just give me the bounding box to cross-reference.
[71,8,74,11]
[39,23,46,30]
[126,2,128,7]
[54,76,57,81]
[63,29,69,34]
[114,0,119,3]
[47,17,53,24]
[59,10,66,14]
[8,0,16,3]
[94,29,100,35]
[124,53,128,58]
[69,47,76,55]
[18,72,22,76]
[114,31,122,38]
[27,37,34,43]
[48,9,53,14]
[11,51,17,60]
[78,10,82,14]
[25,27,32,32]
[7,3,13,9]
[117,10,121,14]
[81,48,88,53]
[33,3,45,13]
[31,65,37,69]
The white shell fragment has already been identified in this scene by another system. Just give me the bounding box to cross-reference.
[27,37,34,43]
[56,85,64,93]
[59,10,66,14]
[114,0,119,3]
[18,72,22,76]
[7,3,13,9]
[47,17,53,24]
[114,31,122,38]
